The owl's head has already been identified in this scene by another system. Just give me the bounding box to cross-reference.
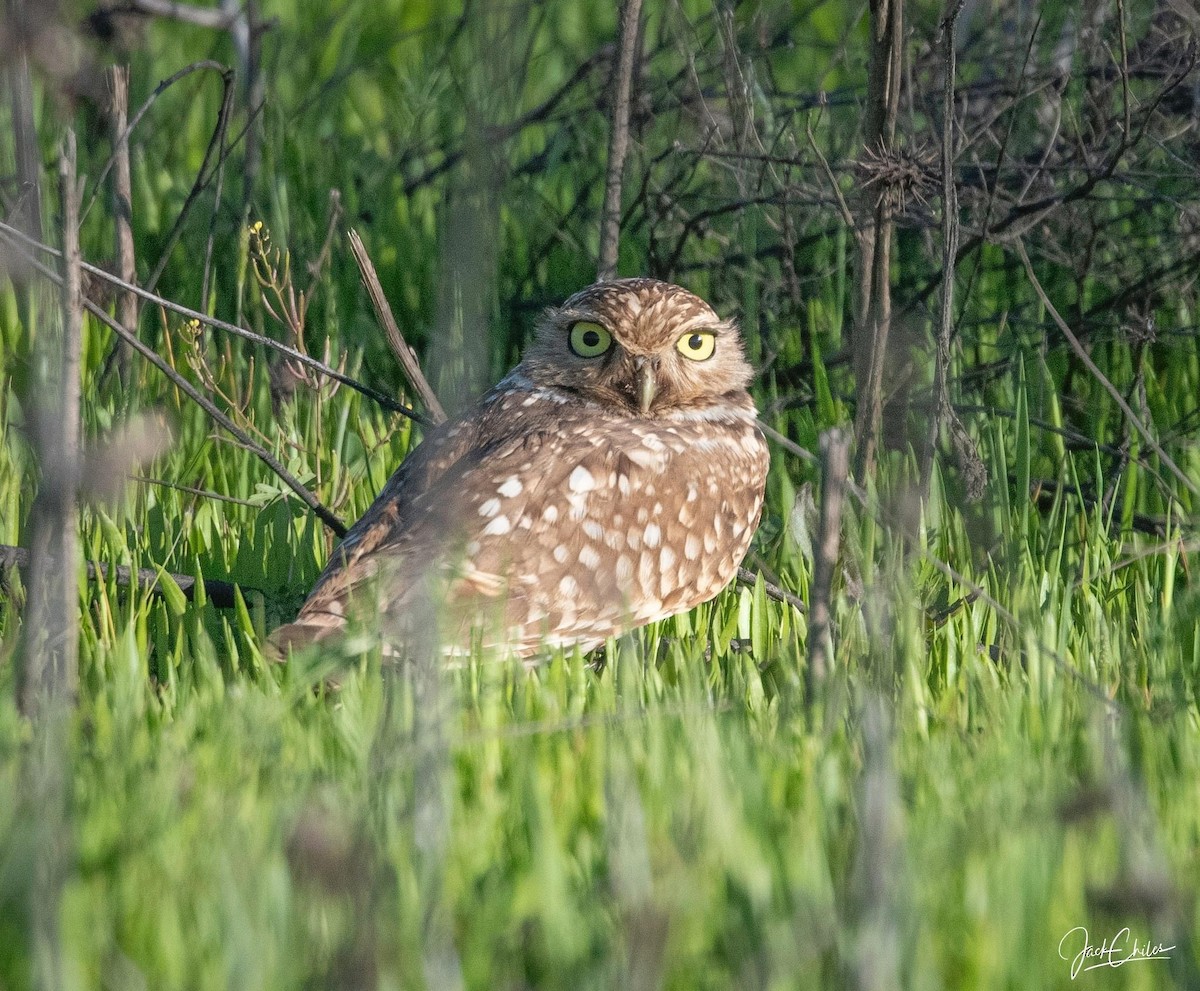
[519,278,754,415]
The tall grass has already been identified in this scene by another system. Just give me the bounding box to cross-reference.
[1,1,1198,988]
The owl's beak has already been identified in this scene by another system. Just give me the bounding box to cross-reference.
[636,360,658,414]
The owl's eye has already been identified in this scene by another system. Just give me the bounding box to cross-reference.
[568,321,613,358]
[676,330,717,361]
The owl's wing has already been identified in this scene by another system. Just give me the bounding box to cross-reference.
[268,412,485,653]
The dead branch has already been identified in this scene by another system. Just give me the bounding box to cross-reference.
[853,0,905,484]
[0,228,349,537]
[145,65,236,294]
[111,0,240,30]
[597,0,643,282]
[108,64,137,379]
[0,544,245,609]
[922,0,985,500]
[82,60,232,224]
[807,428,850,695]
[21,131,83,713]
[0,220,429,425]
[1015,239,1199,500]
[348,230,447,425]
[5,0,43,294]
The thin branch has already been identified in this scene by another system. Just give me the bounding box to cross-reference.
[923,0,985,501]
[108,65,137,379]
[597,0,644,282]
[0,220,429,425]
[853,0,904,483]
[807,428,850,694]
[21,125,84,715]
[805,111,856,230]
[736,567,807,613]
[1015,239,1199,500]
[0,544,245,609]
[0,229,349,537]
[109,0,240,29]
[145,66,236,293]
[347,230,447,424]
[758,419,819,464]
[82,60,232,224]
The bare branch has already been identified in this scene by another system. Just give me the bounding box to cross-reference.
[0,228,349,537]
[0,544,246,609]
[922,0,985,500]
[108,64,137,379]
[853,0,905,483]
[348,229,447,425]
[807,428,850,695]
[597,0,643,282]
[110,0,240,29]
[0,220,429,425]
[1014,240,1199,500]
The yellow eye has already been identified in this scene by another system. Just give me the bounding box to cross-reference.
[676,330,717,361]
[568,321,613,358]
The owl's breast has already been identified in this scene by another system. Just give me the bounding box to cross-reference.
[443,397,768,654]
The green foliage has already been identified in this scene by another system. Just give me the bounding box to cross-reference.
[2,1,1199,988]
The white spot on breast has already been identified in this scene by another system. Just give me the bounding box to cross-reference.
[616,555,634,582]
[542,504,559,523]
[553,544,569,564]
[482,515,511,536]
[685,534,701,560]
[660,546,677,571]
[579,545,601,569]
[479,498,501,518]
[583,520,604,541]
[644,523,661,548]
[498,476,523,498]
[567,493,589,522]
[638,554,656,589]
[466,540,481,556]
[626,447,665,470]
[617,474,632,495]
[569,465,596,492]
[559,575,579,597]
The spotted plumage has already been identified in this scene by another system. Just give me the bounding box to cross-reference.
[270,278,770,658]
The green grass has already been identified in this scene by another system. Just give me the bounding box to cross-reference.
[2,1,1200,988]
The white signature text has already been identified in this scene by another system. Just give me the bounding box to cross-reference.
[1058,926,1174,980]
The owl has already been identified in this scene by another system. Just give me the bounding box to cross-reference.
[270,278,770,659]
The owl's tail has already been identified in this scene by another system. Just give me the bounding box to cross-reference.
[264,602,347,660]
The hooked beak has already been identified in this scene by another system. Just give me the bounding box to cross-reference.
[636,360,658,414]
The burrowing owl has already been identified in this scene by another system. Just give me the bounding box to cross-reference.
[271,278,769,658]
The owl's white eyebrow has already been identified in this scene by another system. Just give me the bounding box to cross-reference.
[559,309,608,327]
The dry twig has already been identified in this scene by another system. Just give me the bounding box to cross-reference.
[0,220,428,424]
[597,0,644,282]
[348,230,447,425]
[0,229,349,537]
[108,64,137,379]
[1015,239,1198,500]
[807,429,850,694]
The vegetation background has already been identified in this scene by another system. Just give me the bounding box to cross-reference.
[1,0,1198,987]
